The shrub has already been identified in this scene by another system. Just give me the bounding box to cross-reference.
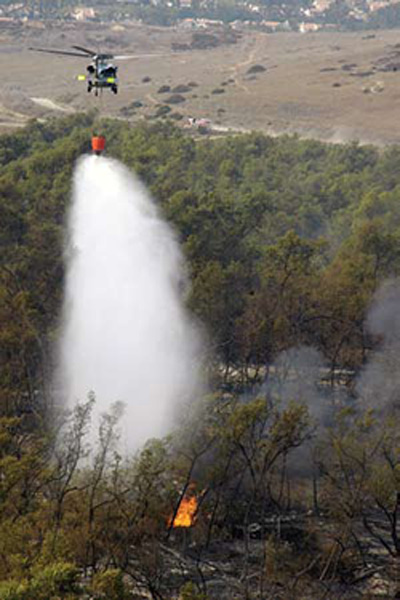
[0,563,81,600]
[191,33,219,49]
[30,563,81,598]
[179,582,208,600]
[154,105,172,117]
[246,64,266,74]
[157,85,171,94]
[165,94,186,104]
[90,569,128,600]
[171,84,191,93]
[0,581,28,600]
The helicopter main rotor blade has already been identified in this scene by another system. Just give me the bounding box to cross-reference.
[114,53,169,60]
[72,45,97,57]
[29,47,89,58]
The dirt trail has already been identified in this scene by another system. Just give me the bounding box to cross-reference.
[0,103,30,130]
[145,93,158,105]
[229,37,262,94]
[30,97,75,113]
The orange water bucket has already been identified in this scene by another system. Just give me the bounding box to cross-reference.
[92,135,106,154]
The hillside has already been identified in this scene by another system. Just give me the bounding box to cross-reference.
[2,22,400,145]
[3,0,400,29]
[2,115,400,597]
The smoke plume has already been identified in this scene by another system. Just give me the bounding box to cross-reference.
[357,279,400,412]
[264,346,336,426]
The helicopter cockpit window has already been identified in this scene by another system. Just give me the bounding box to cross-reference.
[101,66,117,78]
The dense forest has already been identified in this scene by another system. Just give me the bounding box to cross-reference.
[2,113,400,598]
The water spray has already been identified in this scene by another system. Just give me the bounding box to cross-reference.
[60,155,201,450]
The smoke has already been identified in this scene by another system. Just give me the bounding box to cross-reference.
[260,346,345,478]
[59,155,202,451]
[356,279,400,412]
[264,346,336,426]
[266,280,400,422]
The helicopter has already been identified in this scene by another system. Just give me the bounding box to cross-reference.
[29,44,164,154]
[29,45,138,96]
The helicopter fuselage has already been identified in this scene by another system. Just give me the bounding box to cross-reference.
[87,55,118,95]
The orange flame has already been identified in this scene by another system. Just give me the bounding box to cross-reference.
[171,494,198,528]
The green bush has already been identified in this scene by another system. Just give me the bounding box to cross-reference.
[154,105,172,118]
[31,562,81,597]
[0,563,81,600]
[0,581,28,600]
[90,569,128,600]
[165,94,186,104]
[179,582,209,600]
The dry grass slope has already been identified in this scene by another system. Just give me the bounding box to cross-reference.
[2,22,400,143]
